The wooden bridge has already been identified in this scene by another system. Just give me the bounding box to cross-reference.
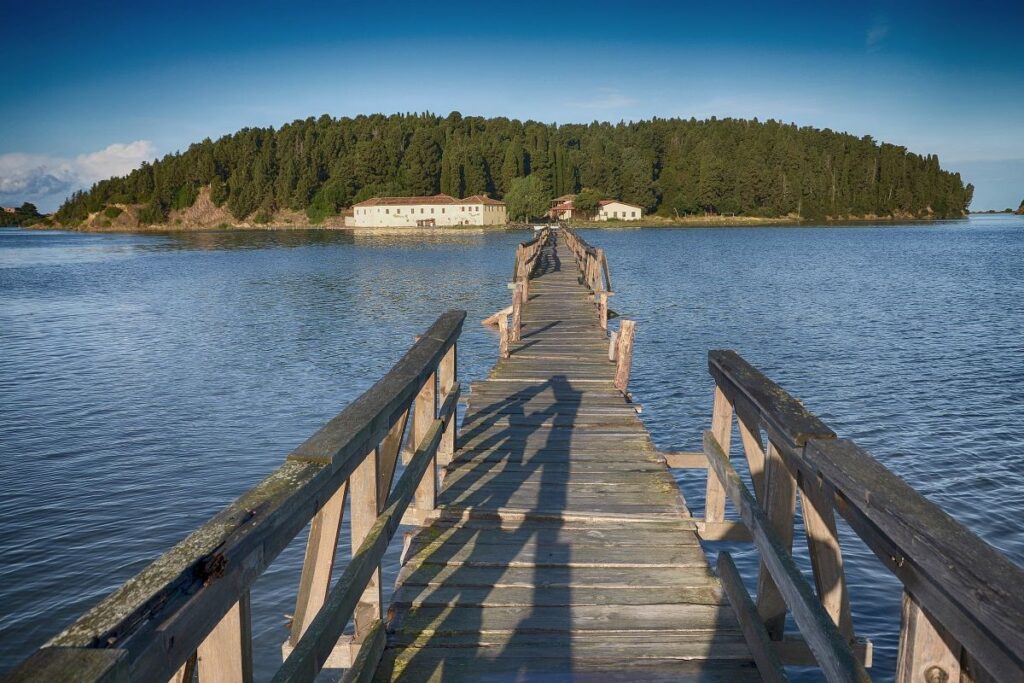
[6,228,1023,683]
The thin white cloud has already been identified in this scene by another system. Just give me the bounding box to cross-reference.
[565,88,638,110]
[0,141,155,211]
[866,20,890,53]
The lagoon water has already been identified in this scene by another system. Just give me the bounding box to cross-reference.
[1,215,1022,680]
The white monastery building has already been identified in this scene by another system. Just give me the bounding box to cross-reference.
[349,194,507,227]
[596,200,643,221]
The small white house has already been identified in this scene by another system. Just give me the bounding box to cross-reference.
[348,194,507,227]
[596,200,643,221]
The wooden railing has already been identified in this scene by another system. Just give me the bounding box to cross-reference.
[558,226,635,395]
[560,225,612,329]
[5,311,466,683]
[674,350,1024,683]
[483,227,550,359]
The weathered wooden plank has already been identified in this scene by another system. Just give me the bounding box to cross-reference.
[806,438,1024,679]
[272,417,448,683]
[391,584,723,608]
[373,655,763,683]
[339,620,386,683]
[703,431,869,683]
[718,551,789,683]
[403,538,706,568]
[196,593,253,683]
[388,603,742,635]
[708,349,835,448]
[3,648,129,683]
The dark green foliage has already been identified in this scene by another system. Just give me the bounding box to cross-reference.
[574,188,601,214]
[103,206,123,219]
[54,113,972,225]
[2,202,46,226]
[504,175,550,221]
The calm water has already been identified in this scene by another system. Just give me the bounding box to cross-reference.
[1,216,1022,680]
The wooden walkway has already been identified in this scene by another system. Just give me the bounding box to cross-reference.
[374,233,759,681]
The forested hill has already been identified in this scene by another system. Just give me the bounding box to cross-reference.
[55,112,973,225]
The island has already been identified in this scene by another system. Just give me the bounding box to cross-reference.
[49,112,973,231]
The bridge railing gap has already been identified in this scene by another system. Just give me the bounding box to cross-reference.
[684,348,1024,683]
[4,311,466,683]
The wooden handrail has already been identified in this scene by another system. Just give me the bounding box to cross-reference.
[699,349,1024,683]
[6,311,466,683]
[560,226,613,329]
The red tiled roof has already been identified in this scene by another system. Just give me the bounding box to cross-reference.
[353,193,505,208]
[463,194,506,206]
[598,199,643,209]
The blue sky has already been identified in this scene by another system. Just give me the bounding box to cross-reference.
[2,0,1022,211]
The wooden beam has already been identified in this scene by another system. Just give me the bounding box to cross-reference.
[290,483,347,644]
[896,591,961,683]
[708,350,835,449]
[717,551,788,683]
[757,441,797,640]
[437,344,457,470]
[659,451,706,468]
[3,648,129,683]
[197,592,253,683]
[511,283,524,342]
[703,431,869,683]
[349,443,381,642]
[696,520,752,542]
[411,372,437,516]
[704,385,733,525]
[338,620,386,683]
[799,474,854,640]
[273,419,446,683]
[806,438,1024,679]
[774,635,872,668]
[613,319,635,393]
[481,306,512,327]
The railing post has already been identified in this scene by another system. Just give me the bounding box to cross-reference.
[412,371,438,517]
[438,344,457,472]
[896,591,962,683]
[613,320,635,393]
[704,386,733,525]
[498,315,510,359]
[289,483,347,645]
[350,444,382,644]
[757,441,797,640]
[598,291,608,330]
[800,474,854,640]
[511,283,524,342]
[197,592,253,683]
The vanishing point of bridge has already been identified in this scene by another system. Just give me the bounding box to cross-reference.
[5,228,1022,682]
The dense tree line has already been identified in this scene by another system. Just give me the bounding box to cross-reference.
[1,202,46,227]
[55,112,973,224]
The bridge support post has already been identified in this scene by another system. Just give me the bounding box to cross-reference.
[896,591,962,683]
[756,442,797,640]
[511,283,524,343]
[197,592,253,683]
[351,443,382,644]
[411,372,438,515]
[438,344,457,473]
[613,320,635,394]
[704,386,733,526]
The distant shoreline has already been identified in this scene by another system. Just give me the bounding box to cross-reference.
[12,216,973,236]
[13,210,978,236]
